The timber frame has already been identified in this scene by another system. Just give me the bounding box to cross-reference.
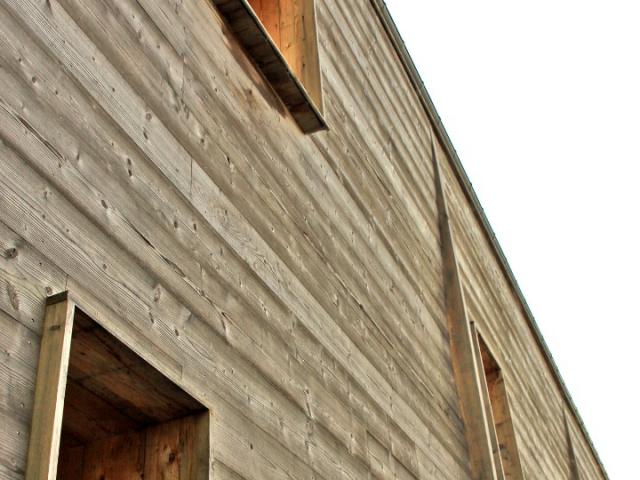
[25,292,211,480]
[565,411,583,480]
[371,1,608,477]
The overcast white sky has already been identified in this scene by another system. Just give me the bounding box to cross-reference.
[383,1,639,477]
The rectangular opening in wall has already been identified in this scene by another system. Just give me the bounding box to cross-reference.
[247,0,322,106]
[212,0,326,133]
[476,331,524,480]
[26,294,211,479]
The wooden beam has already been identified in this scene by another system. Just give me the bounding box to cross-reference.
[432,141,498,480]
[25,292,76,480]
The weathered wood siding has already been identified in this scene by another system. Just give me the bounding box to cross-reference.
[438,142,605,478]
[0,0,603,478]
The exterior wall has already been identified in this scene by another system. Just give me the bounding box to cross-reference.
[0,0,603,479]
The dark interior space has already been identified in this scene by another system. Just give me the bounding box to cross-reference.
[57,309,209,479]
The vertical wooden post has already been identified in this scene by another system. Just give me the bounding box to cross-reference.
[300,0,323,111]
[25,292,75,480]
[192,411,212,480]
[432,140,498,480]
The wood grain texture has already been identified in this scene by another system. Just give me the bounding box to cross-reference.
[433,144,497,480]
[0,0,606,478]
[215,0,325,132]
[61,309,206,448]
[24,296,75,480]
[60,416,206,480]
[367,2,606,473]
[81,431,145,480]
[53,303,210,479]
[477,333,525,480]
[439,137,606,478]
[564,412,582,480]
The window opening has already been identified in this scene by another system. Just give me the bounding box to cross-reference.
[474,327,524,480]
[26,293,211,480]
[212,0,326,133]
[247,0,322,106]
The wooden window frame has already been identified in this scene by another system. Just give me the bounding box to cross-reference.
[472,324,525,480]
[211,0,327,133]
[25,292,211,480]
[433,146,522,479]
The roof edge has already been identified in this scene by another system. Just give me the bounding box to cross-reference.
[368,1,608,477]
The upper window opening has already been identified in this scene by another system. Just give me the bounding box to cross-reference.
[476,331,525,480]
[248,0,323,106]
[213,0,326,133]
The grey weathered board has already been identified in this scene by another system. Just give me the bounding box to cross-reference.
[0,0,606,478]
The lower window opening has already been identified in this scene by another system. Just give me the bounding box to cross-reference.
[57,309,209,479]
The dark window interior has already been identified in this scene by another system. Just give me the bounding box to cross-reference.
[57,309,209,479]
